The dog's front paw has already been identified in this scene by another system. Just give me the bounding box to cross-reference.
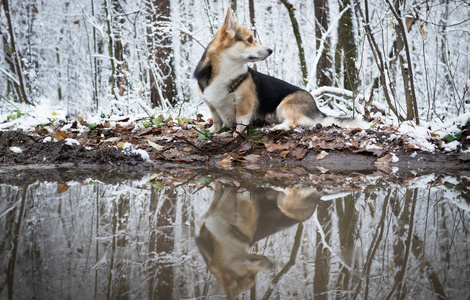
[271,122,290,131]
[235,124,247,133]
[209,123,222,133]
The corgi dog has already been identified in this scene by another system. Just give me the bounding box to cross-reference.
[194,8,364,133]
[196,181,327,299]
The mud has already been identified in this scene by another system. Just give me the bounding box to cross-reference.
[0,130,152,169]
[0,123,469,182]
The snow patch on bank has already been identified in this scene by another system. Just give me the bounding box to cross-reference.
[122,142,151,162]
[9,146,22,153]
[398,121,436,152]
[65,138,80,146]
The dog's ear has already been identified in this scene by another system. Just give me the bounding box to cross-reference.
[223,7,237,37]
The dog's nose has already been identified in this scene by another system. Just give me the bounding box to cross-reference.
[267,48,273,55]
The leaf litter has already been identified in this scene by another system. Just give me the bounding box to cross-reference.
[0,116,469,173]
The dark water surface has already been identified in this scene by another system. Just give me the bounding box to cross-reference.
[1,168,469,299]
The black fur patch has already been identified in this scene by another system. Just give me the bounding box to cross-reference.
[193,46,213,92]
[248,68,304,116]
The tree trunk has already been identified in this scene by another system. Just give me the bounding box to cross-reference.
[387,0,419,124]
[146,0,177,108]
[355,0,405,122]
[230,0,237,13]
[280,0,308,86]
[314,0,332,87]
[112,0,127,97]
[90,0,99,108]
[103,0,117,100]
[2,0,31,104]
[336,0,357,91]
[249,0,256,70]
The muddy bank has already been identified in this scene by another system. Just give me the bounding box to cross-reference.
[0,123,469,179]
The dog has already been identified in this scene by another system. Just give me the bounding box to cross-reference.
[196,181,328,299]
[194,8,365,133]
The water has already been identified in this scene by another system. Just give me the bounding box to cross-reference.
[1,167,469,299]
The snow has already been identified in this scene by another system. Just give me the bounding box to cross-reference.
[0,1,469,157]
[9,146,22,153]
[443,140,460,152]
[65,138,81,146]
[122,142,151,162]
[398,121,437,152]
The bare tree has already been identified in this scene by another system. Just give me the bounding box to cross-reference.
[103,0,117,100]
[386,0,419,124]
[314,0,333,87]
[280,0,308,86]
[112,0,128,97]
[2,0,31,104]
[335,0,357,92]
[145,0,177,108]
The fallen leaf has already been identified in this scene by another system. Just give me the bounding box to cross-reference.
[243,154,261,163]
[238,140,254,152]
[375,153,394,164]
[266,170,294,178]
[375,154,394,173]
[148,139,166,151]
[148,172,163,181]
[317,151,328,160]
[102,137,120,142]
[56,130,70,140]
[316,166,329,173]
[291,147,307,160]
[57,184,71,194]
[217,155,234,168]
[280,150,290,158]
[265,142,290,152]
[349,128,363,135]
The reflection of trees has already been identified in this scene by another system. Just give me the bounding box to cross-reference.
[335,193,359,296]
[313,200,332,299]
[0,178,469,299]
[3,186,27,300]
[146,187,176,299]
[388,188,416,299]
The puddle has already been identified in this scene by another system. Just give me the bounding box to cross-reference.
[1,168,469,299]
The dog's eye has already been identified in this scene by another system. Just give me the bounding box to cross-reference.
[247,37,253,44]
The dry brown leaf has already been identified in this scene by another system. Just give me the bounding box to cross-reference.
[57,184,71,194]
[280,150,290,158]
[265,142,290,152]
[375,154,394,173]
[217,156,234,168]
[291,147,307,160]
[265,170,294,178]
[317,151,328,160]
[238,140,254,152]
[56,130,70,140]
[243,154,261,163]
[376,153,394,164]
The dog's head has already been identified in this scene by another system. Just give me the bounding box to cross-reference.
[196,224,274,300]
[212,8,273,63]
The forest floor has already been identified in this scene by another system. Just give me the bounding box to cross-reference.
[1,116,469,182]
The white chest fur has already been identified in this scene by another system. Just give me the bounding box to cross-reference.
[201,56,248,129]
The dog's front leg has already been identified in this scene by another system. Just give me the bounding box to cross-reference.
[235,84,256,133]
[207,105,223,133]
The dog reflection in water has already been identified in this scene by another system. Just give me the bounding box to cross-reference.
[196,181,325,299]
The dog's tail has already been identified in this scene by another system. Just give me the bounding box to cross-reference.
[318,115,369,129]
[274,91,369,130]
